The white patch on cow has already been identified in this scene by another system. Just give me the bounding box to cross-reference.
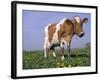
[60,38,67,48]
[74,16,81,23]
[51,18,67,45]
[60,17,67,25]
[44,25,48,48]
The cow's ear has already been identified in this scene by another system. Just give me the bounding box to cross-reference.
[82,18,88,23]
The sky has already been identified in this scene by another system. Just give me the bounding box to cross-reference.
[22,10,91,51]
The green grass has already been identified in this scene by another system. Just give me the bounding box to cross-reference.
[23,47,90,69]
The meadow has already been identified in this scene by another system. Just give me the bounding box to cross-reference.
[23,46,90,69]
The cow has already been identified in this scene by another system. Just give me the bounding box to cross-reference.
[43,16,88,60]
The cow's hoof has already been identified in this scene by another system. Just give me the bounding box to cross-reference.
[61,56,65,60]
[44,56,47,58]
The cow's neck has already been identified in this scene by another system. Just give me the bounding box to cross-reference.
[58,19,75,39]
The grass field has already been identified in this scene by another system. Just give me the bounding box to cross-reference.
[23,47,90,69]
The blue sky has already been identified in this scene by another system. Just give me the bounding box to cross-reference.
[22,10,91,51]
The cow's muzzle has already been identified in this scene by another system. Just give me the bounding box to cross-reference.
[79,32,84,37]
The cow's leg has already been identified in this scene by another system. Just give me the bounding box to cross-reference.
[61,47,65,60]
[44,46,47,58]
[60,41,65,60]
[61,37,71,59]
[52,47,56,57]
[65,38,71,58]
[44,38,48,58]
[67,42,71,57]
[50,45,56,57]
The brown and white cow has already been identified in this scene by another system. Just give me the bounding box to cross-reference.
[44,16,88,60]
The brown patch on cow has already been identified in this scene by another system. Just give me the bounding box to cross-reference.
[48,23,57,42]
[58,19,74,42]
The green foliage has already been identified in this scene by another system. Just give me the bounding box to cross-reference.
[23,48,90,69]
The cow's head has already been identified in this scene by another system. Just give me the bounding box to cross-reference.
[72,16,88,37]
